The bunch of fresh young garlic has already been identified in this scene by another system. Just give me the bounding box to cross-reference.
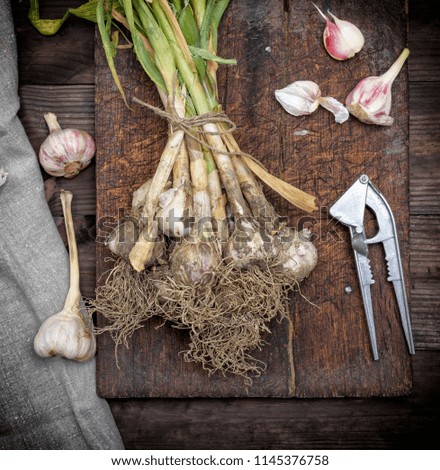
[106,89,319,285]
[276,5,409,127]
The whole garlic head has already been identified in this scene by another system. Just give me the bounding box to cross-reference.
[277,228,318,281]
[34,190,96,363]
[39,113,95,178]
[34,309,96,362]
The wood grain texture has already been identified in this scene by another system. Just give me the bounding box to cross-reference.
[409,83,440,215]
[95,0,412,398]
[108,351,440,449]
[12,0,94,86]
[408,0,440,82]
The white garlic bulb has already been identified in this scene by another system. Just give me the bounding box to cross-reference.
[34,190,96,362]
[34,310,96,362]
[39,113,95,178]
[276,228,318,281]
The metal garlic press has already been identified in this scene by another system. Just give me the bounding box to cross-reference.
[329,175,415,360]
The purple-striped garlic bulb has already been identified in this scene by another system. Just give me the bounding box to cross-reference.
[39,113,95,178]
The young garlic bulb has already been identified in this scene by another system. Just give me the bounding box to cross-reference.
[225,219,276,268]
[39,113,95,178]
[34,190,96,362]
[276,228,318,281]
[171,240,220,285]
[156,185,192,237]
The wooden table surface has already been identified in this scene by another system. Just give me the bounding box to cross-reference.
[12,0,440,449]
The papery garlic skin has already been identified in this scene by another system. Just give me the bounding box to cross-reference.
[345,48,410,126]
[275,81,321,116]
[314,4,364,60]
[318,96,350,124]
[275,81,349,123]
[39,113,95,178]
[34,309,96,362]
[225,219,276,268]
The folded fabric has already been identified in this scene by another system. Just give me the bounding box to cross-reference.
[0,0,124,449]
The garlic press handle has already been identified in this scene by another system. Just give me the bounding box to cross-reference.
[365,182,415,355]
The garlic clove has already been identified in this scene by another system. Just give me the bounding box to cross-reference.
[276,81,348,124]
[345,48,409,126]
[34,310,96,362]
[318,96,350,123]
[39,113,95,178]
[314,4,364,60]
[275,81,321,116]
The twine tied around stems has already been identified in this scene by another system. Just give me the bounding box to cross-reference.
[132,96,264,166]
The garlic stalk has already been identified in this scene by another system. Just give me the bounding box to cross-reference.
[345,48,410,126]
[34,190,96,362]
[313,4,364,61]
[39,113,95,178]
[156,141,192,238]
[275,81,349,124]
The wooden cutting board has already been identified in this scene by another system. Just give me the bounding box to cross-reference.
[95,0,412,398]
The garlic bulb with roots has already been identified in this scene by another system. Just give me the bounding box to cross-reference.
[171,240,220,285]
[276,228,318,281]
[225,219,276,268]
[39,113,95,178]
[34,190,96,362]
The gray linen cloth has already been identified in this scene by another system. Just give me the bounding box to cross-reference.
[0,1,124,449]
